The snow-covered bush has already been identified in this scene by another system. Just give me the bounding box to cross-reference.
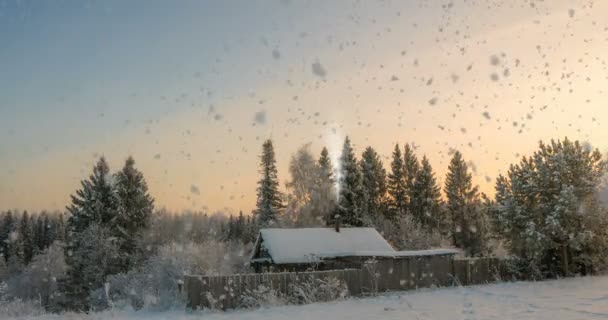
[288,277,348,304]
[96,240,252,311]
[377,214,451,251]
[2,242,66,309]
[239,276,348,309]
[239,285,286,309]
[0,298,45,318]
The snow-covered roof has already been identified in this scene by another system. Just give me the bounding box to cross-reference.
[254,227,395,264]
[319,248,460,258]
[252,228,458,265]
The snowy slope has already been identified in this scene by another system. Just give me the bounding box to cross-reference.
[10,276,608,320]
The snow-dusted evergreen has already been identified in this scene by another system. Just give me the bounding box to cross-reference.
[66,157,118,233]
[60,156,154,310]
[411,156,443,230]
[335,137,364,226]
[493,138,608,278]
[254,139,283,227]
[316,147,337,223]
[359,146,387,225]
[114,156,154,271]
[444,151,488,256]
[387,144,407,219]
[17,211,34,265]
[403,143,420,216]
[62,157,119,311]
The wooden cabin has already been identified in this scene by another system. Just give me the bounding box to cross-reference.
[249,226,458,273]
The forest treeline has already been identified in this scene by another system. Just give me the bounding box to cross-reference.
[1,137,607,312]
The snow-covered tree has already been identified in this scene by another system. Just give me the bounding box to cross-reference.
[411,156,443,230]
[4,242,66,309]
[0,210,15,262]
[255,139,283,227]
[493,138,608,278]
[315,147,337,224]
[66,157,118,233]
[335,137,363,226]
[18,211,34,265]
[387,144,407,219]
[444,151,487,256]
[403,143,420,215]
[59,224,120,311]
[114,156,154,271]
[63,157,119,311]
[285,144,321,226]
[359,146,387,225]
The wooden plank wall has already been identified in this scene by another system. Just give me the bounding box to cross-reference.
[185,257,511,310]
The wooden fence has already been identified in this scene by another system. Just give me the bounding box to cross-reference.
[184,256,511,310]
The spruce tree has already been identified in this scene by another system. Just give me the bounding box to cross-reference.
[0,210,15,262]
[317,147,337,224]
[34,214,46,253]
[55,213,66,243]
[66,157,118,233]
[335,137,363,226]
[387,144,407,219]
[236,211,245,242]
[403,143,420,215]
[411,156,443,230]
[63,157,118,311]
[114,156,154,271]
[42,214,53,248]
[18,211,34,265]
[359,146,387,225]
[444,151,485,256]
[255,139,283,227]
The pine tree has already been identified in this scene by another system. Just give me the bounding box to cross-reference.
[34,214,46,253]
[403,143,420,215]
[55,213,66,243]
[42,214,53,248]
[411,156,443,230]
[444,151,485,256]
[317,147,337,224]
[359,146,387,225]
[255,139,283,227]
[493,138,608,277]
[0,210,15,262]
[67,157,118,233]
[63,157,118,311]
[114,156,154,271]
[236,211,245,242]
[18,211,34,265]
[335,137,363,226]
[387,144,407,219]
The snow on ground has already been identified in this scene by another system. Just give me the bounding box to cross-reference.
[10,276,608,320]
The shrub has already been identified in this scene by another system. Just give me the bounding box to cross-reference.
[288,276,348,304]
[0,298,45,318]
[239,276,348,309]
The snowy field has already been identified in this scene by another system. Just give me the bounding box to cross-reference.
[10,276,608,320]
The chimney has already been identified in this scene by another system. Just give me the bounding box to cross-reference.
[334,214,341,233]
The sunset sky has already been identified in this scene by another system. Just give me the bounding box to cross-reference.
[1,0,607,214]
